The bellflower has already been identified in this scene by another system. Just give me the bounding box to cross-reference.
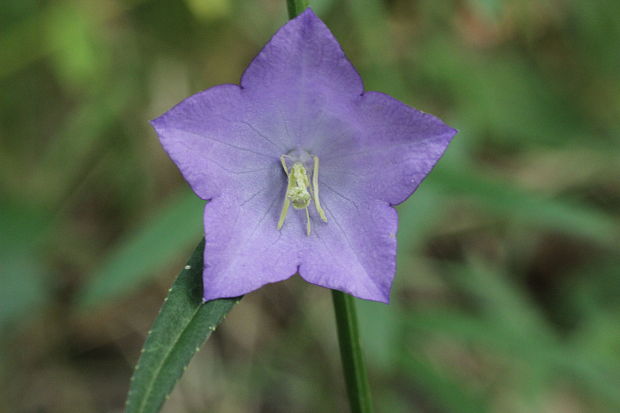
[152,9,456,303]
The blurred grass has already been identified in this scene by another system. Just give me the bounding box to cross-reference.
[1,0,619,412]
[76,190,204,310]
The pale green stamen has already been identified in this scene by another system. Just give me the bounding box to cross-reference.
[277,154,328,235]
[312,156,327,222]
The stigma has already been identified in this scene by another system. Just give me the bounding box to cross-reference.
[277,152,328,235]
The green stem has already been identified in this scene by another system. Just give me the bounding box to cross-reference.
[287,0,309,19]
[331,290,374,413]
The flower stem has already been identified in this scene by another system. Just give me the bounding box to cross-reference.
[331,290,374,413]
[287,0,309,19]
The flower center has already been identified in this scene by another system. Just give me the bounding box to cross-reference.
[277,151,328,235]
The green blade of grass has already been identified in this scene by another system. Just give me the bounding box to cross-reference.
[430,167,617,244]
[125,239,241,413]
[77,191,204,310]
[406,310,620,408]
[400,354,490,413]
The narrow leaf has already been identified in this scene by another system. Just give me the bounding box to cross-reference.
[430,167,617,244]
[406,310,620,408]
[77,191,204,310]
[125,240,241,413]
[401,354,490,413]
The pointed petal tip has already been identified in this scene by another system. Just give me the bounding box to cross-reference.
[371,289,392,304]
[297,6,317,19]
[298,272,392,303]
[295,7,326,30]
[149,116,168,142]
[447,126,459,138]
[149,116,162,130]
[286,6,324,32]
[240,3,362,95]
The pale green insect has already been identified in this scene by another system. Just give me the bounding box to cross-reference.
[277,155,328,235]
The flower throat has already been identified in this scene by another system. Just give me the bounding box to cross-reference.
[277,152,328,235]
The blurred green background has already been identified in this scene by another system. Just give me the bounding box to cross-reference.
[1,0,619,412]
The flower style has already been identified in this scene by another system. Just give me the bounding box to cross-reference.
[151,9,456,303]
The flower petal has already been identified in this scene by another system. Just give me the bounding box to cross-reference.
[292,93,455,302]
[201,174,397,303]
[319,91,457,206]
[239,9,364,151]
[241,9,363,97]
[201,172,301,301]
[151,84,285,200]
[297,191,397,303]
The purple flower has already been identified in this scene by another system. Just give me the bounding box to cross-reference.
[151,9,456,303]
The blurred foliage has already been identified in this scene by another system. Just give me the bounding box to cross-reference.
[1,0,619,412]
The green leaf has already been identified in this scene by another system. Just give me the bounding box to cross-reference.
[0,202,51,334]
[77,191,204,310]
[125,240,241,413]
[429,167,617,244]
[406,310,620,408]
[401,354,490,413]
[446,260,553,338]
